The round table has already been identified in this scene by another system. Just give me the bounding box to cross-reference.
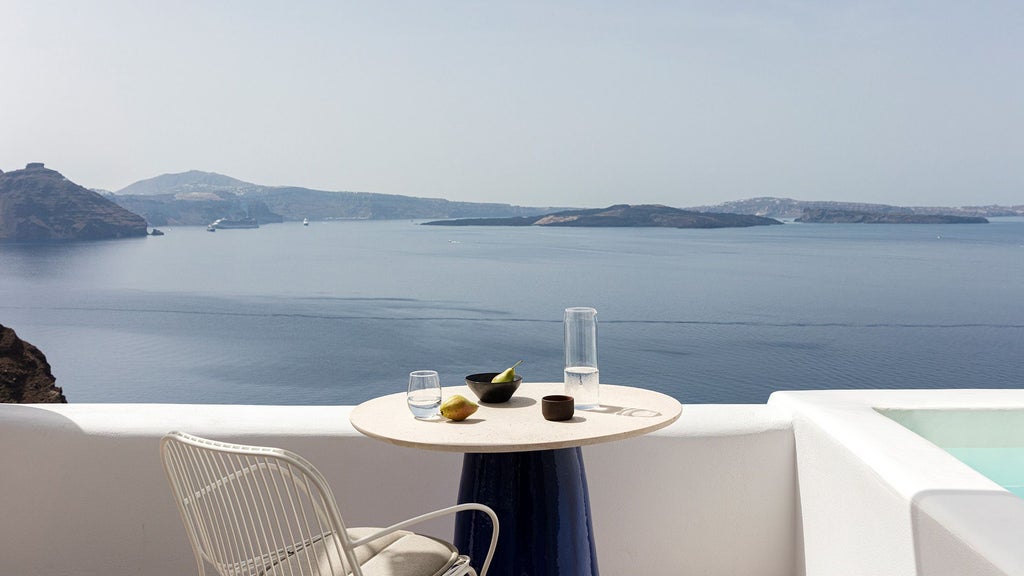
[351,383,682,576]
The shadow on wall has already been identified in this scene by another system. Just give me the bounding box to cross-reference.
[0,403,82,435]
[911,489,1024,576]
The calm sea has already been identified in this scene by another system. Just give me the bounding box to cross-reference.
[1,219,1022,405]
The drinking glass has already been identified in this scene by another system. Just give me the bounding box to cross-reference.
[564,307,599,409]
[407,370,442,419]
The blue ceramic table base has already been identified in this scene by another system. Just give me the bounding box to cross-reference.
[455,447,599,576]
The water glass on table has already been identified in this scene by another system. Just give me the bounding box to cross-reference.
[407,370,442,419]
[564,306,600,409]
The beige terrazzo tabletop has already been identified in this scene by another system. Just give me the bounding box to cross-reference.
[350,382,682,453]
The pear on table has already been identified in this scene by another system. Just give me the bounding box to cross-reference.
[491,360,523,383]
[440,395,478,421]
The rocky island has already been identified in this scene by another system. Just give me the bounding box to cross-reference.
[0,324,66,403]
[795,208,988,224]
[0,163,148,241]
[424,204,782,228]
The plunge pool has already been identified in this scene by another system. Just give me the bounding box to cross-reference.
[881,408,1024,499]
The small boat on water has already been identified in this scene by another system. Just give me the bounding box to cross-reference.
[209,217,259,230]
[303,218,309,226]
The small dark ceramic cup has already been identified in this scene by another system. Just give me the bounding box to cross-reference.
[465,372,522,403]
[542,395,575,421]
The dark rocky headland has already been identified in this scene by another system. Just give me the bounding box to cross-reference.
[424,204,782,228]
[0,163,148,241]
[795,208,989,224]
[0,324,66,403]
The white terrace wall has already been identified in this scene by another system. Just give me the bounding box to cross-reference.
[0,403,799,576]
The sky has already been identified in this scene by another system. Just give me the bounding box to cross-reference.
[1,1,1021,208]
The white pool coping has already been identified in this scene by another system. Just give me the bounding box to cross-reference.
[770,390,1024,575]
[771,390,1024,496]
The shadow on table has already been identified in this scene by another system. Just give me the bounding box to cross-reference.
[433,417,486,425]
[481,396,538,408]
[558,415,587,423]
[589,405,662,418]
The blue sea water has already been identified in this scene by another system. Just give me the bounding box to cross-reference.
[1,219,1022,405]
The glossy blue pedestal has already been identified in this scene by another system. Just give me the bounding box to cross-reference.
[455,447,599,576]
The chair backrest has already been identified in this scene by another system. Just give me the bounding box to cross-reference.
[160,432,361,576]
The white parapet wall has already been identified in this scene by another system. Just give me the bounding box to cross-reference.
[0,403,800,576]
[8,393,1023,576]
[587,404,800,575]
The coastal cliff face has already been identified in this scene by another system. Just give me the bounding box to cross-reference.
[111,190,284,227]
[692,197,1023,219]
[795,208,989,224]
[0,164,148,241]
[110,170,554,224]
[0,324,66,403]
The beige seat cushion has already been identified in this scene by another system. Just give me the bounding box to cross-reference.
[265,527,459,576]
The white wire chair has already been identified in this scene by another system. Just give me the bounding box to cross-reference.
[161,432,498,576]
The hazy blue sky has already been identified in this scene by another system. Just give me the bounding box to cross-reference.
[2,1,1021,207]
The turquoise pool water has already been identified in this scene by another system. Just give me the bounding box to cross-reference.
[882,409,1024,499]
[944,447,1024,498]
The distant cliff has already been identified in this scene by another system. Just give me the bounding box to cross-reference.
[424,204,782,228]
[0,324,66,403]
[691,197,1023,219]
[0,164,148,241]
[109,171,1024,226]
[110,170,555,225]
[111,190,284,227]
[795,208,988,224]
[117,169,261,196]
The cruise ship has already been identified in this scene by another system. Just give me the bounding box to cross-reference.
[208,217,259,230]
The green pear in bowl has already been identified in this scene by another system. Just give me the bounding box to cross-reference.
[491,360,523,383]
[466,361,523,403]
